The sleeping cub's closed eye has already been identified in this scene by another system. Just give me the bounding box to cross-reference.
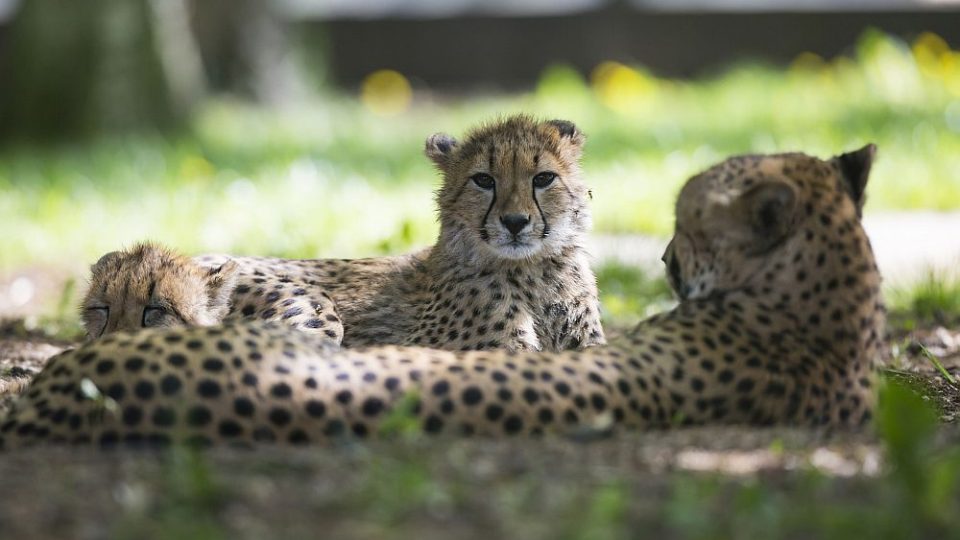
[142,305,180,328]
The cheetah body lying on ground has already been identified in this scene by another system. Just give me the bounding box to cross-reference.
[0,146,885,447]
[83,116,604,353]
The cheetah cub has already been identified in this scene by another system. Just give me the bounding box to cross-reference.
[82,116,604,353]
[81,243,343,345]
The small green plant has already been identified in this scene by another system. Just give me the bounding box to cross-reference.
[351,452,452,527]
[377,390,423,439]
[916,343,958,386]
[875,378,959,528]
[565,482,629,540]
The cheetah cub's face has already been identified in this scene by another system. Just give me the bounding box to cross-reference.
[662,144,876,300]
[81,242,238,338]
[428,115,591,260]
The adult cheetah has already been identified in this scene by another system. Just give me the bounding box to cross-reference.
[83,115,605,353]
[0,145,885,448]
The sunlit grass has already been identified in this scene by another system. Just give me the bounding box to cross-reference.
[889,270,960,329]
[2,30,960,273]
[595,262,674,329]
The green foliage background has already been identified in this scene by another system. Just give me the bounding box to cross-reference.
[2,30,959,275]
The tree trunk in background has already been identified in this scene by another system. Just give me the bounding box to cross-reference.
[0,0,204,142]
[188,0,300,104]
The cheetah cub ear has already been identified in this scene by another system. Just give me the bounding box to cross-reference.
[204,260,240,321]
[547,119,586,157]
[832,143,876,216]
[425,133,458,170]
[739,180,799,255]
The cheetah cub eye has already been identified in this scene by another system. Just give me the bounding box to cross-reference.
[532,172,557,189]
[471,173,496,190]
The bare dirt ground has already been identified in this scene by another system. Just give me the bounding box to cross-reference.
[0,428,898,540]
[0,320,957,539]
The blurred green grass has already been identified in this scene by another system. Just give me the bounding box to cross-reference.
[889,270,960,331]
[2,29,960,274]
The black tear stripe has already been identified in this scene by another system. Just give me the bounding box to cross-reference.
[479,142,497,242]
[480,186,497,242]
[532,184,550,239]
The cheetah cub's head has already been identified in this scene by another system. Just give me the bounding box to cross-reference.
[81,242,238,338]
[662,144,876,300]
[428,115,591,261]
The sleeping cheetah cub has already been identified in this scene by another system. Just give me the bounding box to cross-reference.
[83,116,605,352]
[81,243,343,345]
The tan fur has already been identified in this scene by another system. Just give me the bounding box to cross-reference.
[0,146,885,448]
[82,243,240,336]
[92,115,605,353]
[81,243,344,346]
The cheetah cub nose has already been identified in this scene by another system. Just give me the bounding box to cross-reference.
[500,214,531,235]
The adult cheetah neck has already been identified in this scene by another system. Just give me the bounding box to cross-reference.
[734,206,886,370]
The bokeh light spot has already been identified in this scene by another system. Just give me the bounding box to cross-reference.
[790,52,827,73]
[591,61,657,114]
[361,69,413,116]
[912,31,951,78]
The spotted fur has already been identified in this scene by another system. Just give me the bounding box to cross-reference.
[95,115,604,353]
[81,243,343,344]
[0,146,885,448]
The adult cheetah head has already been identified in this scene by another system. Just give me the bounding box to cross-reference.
[81,242,239,338]
[427,115,591,261]
[662,144,876,300]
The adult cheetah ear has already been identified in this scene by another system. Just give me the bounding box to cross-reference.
[204,260,239,321]
[424,133,458,170]
[739,180,799,255]
[547,119,585,152]
[832,143,876,215]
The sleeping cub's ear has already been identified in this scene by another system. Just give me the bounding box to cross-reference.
[425,133,458,170]
[204,260,240,322]
[91,251,121,273]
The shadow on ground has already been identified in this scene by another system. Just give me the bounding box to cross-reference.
[0,318,959,539]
